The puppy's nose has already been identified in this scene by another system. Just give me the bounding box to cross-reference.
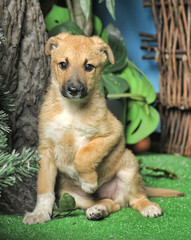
[62,80,88,99]
[67,81,82,96]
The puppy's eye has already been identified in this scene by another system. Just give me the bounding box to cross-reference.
[84,63,95,72]
[59,62,68,70]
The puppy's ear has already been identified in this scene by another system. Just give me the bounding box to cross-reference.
[45,32,70,56]
[91,36,115,65]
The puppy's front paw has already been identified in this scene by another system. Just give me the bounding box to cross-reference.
[81,180,98,194]
[86,205,108,220]
[140,204,162,218]
[23,210,51,225]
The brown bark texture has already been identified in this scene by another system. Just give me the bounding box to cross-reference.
[0,0,50,215]
[0,0,50,152]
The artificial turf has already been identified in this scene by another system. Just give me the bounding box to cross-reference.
[0,154,191,240]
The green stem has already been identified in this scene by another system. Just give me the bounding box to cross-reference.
[107,93,146,102]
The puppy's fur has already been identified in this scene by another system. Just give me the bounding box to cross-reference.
[23,33,183,224]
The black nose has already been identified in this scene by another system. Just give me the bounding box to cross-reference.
[67,81,83,96]
[62,80,88,99]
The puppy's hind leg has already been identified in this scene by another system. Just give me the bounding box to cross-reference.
[128,171,163,218]
[130,196,162,218]
[115,149,162,218]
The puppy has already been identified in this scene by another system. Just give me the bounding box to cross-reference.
[23,33,183,224]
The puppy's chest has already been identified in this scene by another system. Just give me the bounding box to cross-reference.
[45,111,97,177]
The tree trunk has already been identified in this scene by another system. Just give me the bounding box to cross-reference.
[0,0,50,215]
[0,0,50,152]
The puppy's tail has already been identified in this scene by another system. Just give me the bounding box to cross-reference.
[145,187,184,198]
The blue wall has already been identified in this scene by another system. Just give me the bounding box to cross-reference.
[95,0,159,93]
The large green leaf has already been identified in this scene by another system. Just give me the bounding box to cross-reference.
[118,59,156,104]
[48,21,85,38]
[101,73,129,94]
[52,193,76,219]
[126,101,159,144]
[45,5,70,32]
[103,24,127,74]
[59,193,76,213]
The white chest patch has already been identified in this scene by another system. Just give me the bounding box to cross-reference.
[44,108,98,179]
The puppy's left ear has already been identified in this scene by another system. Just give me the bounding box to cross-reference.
[92,36,115,65]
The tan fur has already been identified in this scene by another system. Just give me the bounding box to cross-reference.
[145,187,184,198]
[23,33,183,224]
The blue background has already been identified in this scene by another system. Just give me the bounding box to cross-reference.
[94,0,159,93]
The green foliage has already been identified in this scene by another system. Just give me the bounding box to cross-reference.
[52,193,76,219]
[0,111,10,134]
[48,21,84,38]
[118,60,156,104]
[101,24,129,95]
[138,159,178,179]
[125,101,159,144]
[101,74,128,94]
[80,0,115,20]
[0,146,40,194]
[105,0,116,20]
[0,75,15,114]
[93,15,102,36]
[45,5,70,32]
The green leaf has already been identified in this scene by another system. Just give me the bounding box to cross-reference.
[101,28,108,43]
[59,193,76,213]
[80,0,91,21]
[48,21,85,38]
[105,0,116,20]
[125,101,159,144]
[93,15,103,36]
[101,73,129,94]
[103,24,127,74]
[45,5,70,31]
[52,203,60,218]
[118,59,156,104]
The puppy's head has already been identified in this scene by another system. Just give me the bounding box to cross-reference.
[45,33,114,99]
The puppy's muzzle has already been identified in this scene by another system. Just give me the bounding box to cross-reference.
[62,80,88,99]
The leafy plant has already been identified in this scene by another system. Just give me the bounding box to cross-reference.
[138,159,178,180]
[52,193,76,219]
[44,4,159,144]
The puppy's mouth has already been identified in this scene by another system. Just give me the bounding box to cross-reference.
[61,80,88,99]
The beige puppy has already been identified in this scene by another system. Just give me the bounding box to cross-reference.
[23,33,182,224]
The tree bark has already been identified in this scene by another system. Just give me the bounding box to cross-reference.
[0,0,50,215]
[0,0,50,152]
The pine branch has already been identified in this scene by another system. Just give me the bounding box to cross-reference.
[0,146,40,195]
[0,110,10,134]
[0,75,15,114]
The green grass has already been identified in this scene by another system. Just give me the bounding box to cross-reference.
[0,154,191,240]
